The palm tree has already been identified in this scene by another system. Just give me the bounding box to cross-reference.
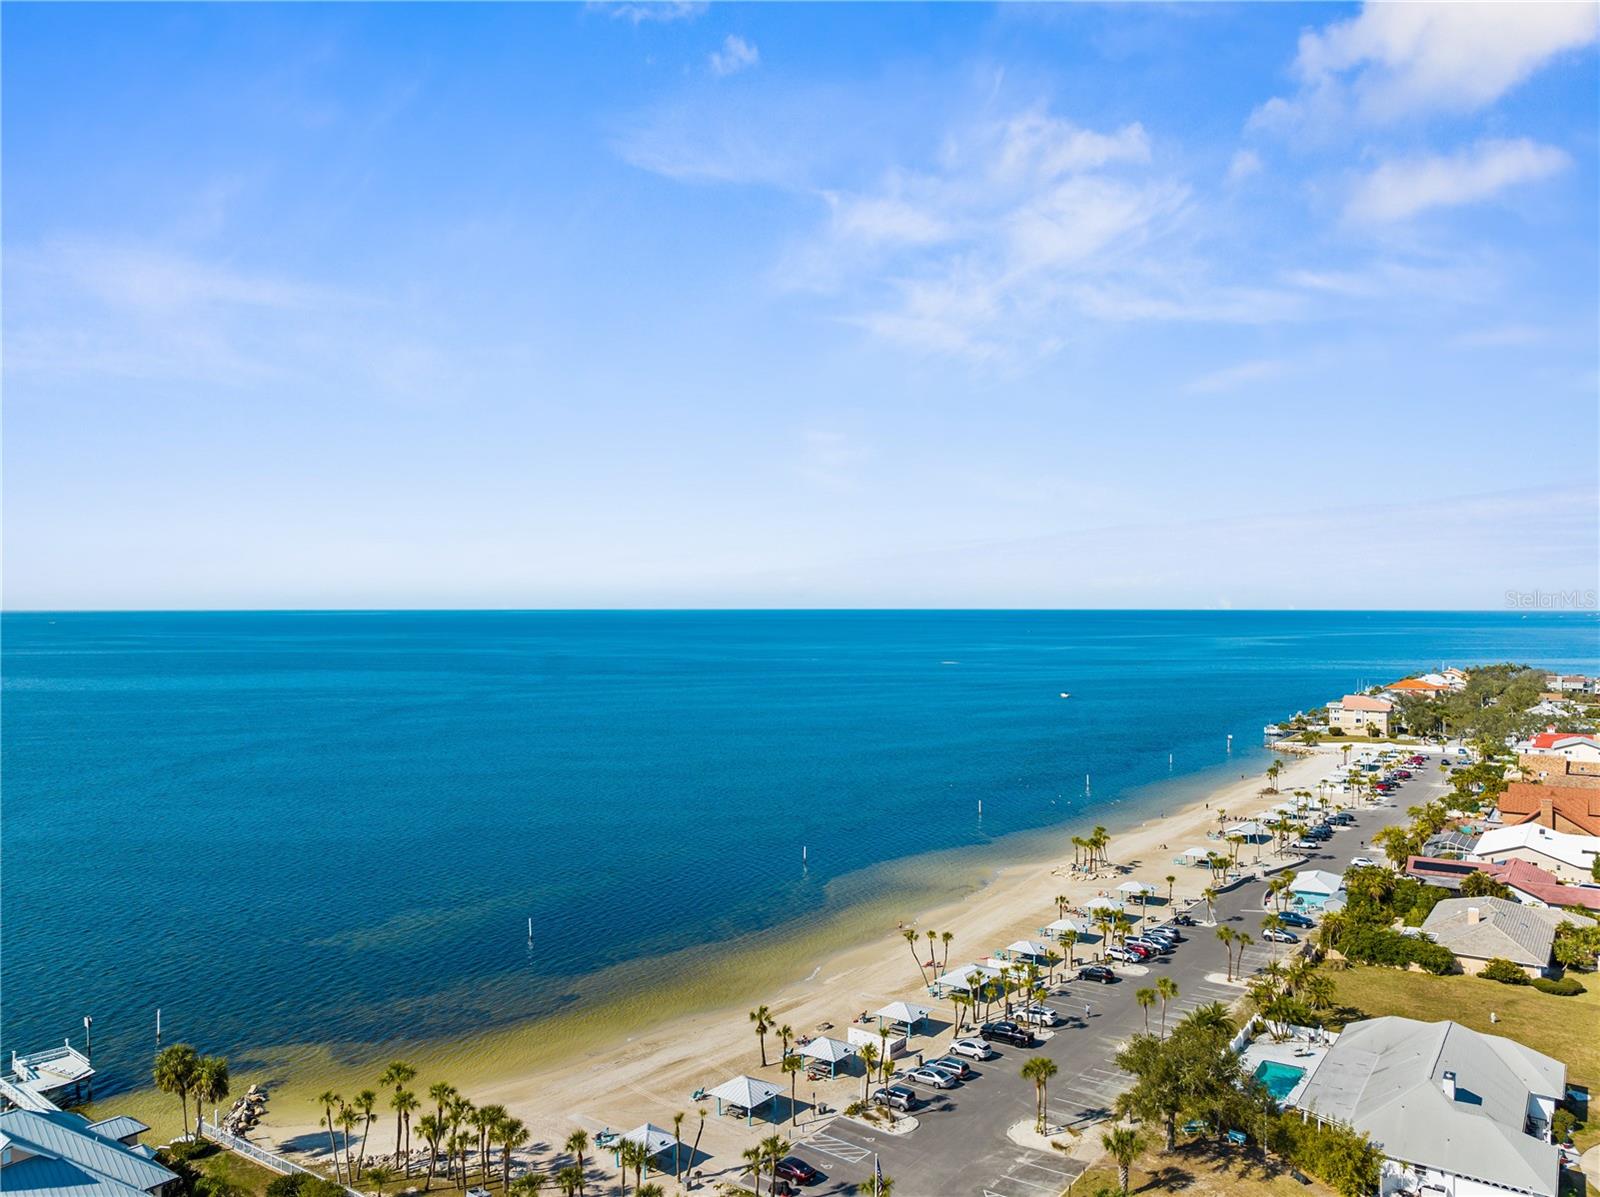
[1233,932,1253,979]
[379,1062,417,1169]
[417,1114,444,1190]
[688,1107,707,1179]
[1164,874,1176,907]
[1156,977,1179,1038]
[498,1117,528,1191]
[760,1135,788,1197]
[1100,1126,1145,1197]
[940,930,954,972]
[858,1044,879,1102]
[749,1005,774,1067]
[670,1111,685,1184]
[194,1055,230,1138]
[1216,925,1236,981]
[393,1089,419,1177]
[319,1092,347,1184]
[1262,913,1283,964]
[1135,987,1156,1031]
[429,1082,458,1135]
[351,1090,378,1179]
[1020,1057,1057,1134]
[153,1044,200,1142]
[476,1106,506,1184]
[925,929,938,972]
[1055,894,1069,920]
[563,1130,588,1197]
[781,1054,803,1123]
[553,1164,584,1197]
[740,1146,763,1195]
[901,929,929,985]
[365,1164,398,1196]
[1061,928,1079,967]
[619,1140,647,1195]
[447,1132,471,1189]
[339,1108,362,1182]
[636,1186,663,1197]
[777,1024,794,1061]
[511,1174,546,1197]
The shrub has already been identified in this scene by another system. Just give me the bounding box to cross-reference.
[266,1177,304,1197]
[1531,975,1585,996]
[1479,957,1531,985]
[1338,924,1455,974]
[1553,1107,1579,1142]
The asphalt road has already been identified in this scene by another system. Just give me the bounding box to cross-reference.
[781,749,1453,1197]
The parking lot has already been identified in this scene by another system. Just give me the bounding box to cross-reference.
[779,748,1448,1196]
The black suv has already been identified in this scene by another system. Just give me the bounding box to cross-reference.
[1077,964,1117,983]
[980,1020,1039,1047]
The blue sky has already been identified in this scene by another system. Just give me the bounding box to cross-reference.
[4,2,1597,609]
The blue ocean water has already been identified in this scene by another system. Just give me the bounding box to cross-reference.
[3,610,1595,1093]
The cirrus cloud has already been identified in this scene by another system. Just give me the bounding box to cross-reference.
[1345,137,1569,223]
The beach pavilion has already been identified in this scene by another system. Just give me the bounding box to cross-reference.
[611,1123,677,1176]
[931,962,1000,997]
[1224,821,1271,841]
[1001,939,1056,966]
[705,1075,783,1125]
[1172,845,1212,867]
[875,1000,931,1036]
[1083,895,1125,915]
[1040,916,1085,940]
[798,1036,857,1078]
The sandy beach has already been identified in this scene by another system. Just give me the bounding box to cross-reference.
[233,747,1345,1183]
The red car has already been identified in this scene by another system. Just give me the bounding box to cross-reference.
[774,1158,820,1185]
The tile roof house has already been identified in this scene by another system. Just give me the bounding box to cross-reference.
[1496,782,1600,837]
[1328,694,1394,737]
[1289,1017,1564,1197]
[0,1110,178,1197]
[1405,855,1600,913]
[1470,823,1600,884]
[1421,896,1594,978]
[1385,677,1453,696]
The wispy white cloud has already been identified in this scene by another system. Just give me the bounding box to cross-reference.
[1345,138,1569,223]
[1252,1,1598,132]
[709,34,759,77]
[590,1,706,25]
[1183,357,1288,395]
[1226,149,1262,184]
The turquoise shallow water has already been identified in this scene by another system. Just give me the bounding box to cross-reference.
[3,609,1595,1094]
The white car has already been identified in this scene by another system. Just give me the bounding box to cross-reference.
[1348,856,1379,869]
[1017,1005,1061,1027]
[949,1037,994,1060]
[901,1066,957,1090]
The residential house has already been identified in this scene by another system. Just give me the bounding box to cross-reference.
[1328,694,1395,737]
[0,1109,178,1197]
[1470,823,1600,884]
[1289,1016,1564,1197]
[1404,855,1600,914]
[1420,897,1594,979]
[1516,732,1600,787]
[1546,674,1596,695]
[1495,782,1600,836]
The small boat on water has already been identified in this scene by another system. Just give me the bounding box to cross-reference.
[1059,692,1071,699]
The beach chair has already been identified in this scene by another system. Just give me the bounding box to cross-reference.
[1226,1129,1248,1147]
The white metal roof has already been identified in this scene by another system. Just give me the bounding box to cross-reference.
[798,1037,857,1063]
[875,1000,931,1023]
[705,1076,782,1109]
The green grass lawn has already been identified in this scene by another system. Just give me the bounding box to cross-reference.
[168,1143,285,1197]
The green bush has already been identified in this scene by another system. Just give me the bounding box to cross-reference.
[1338,924,1455,974]
[1479,957,1531,985]
[1531,975,1585,996]
[1553,1107,1579,1142]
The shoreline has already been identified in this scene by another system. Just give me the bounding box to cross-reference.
[104,745,1346,1174]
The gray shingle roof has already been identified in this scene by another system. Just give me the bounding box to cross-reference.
[0,1110,175,1197]
[1422,897,1594,968]
[1291,1017,1564,1197]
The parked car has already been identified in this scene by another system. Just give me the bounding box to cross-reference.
[1150,925,1184,941]
[979,1021,1038,1048]
[1291,839,1320,851]
[949,1037,994,1060]
[1077,964,1117,983]
[1105,945,1141,963]
[926,1056,972,1080]
[902,1066,957,1090]
[1329,813,1355,825]
[871,1085,918,1112]
[1127,937,1170,955]
[1348,856,1379,869]
[1263,928,1300,944]
[774,1159,820,1185]
[1278,911,1315,928]
[1018,1005,1061,1027]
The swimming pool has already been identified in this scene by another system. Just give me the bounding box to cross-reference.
[1253,1060,1306,1102]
